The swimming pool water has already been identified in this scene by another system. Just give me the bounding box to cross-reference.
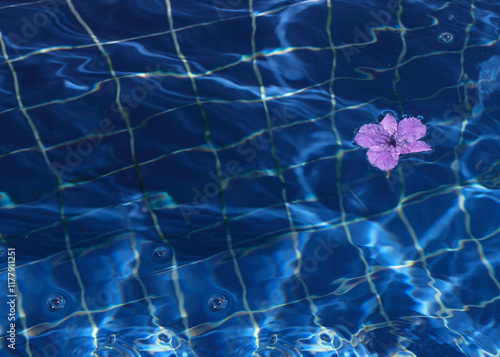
[0,0,500,356]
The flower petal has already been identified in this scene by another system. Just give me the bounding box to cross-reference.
[396,117,427,143]
[366,145,399,171]
[398,141,431,154]
[354,123,390,148]
[380,113,398,135]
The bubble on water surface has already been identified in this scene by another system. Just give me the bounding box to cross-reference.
[157,332,171,343]
[87,334,141,357]
[319,330,335,344]
[255,335,302,356]
[446,13,456,23]
[437,32,454,44]
[150,329,194,354]
[45,294,67,312]
[152,245,170,262]
[108,334,116,343]
[206,293,228,312]
[319,333,332,342]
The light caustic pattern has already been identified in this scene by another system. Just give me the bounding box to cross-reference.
[0,0,499,356]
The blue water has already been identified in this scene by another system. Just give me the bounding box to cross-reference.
[0,0,499,356]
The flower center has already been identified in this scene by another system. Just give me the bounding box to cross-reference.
[388,134,397,147]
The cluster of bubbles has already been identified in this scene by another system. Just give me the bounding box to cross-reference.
[40,286,358,355]
[437,13,456,45]
[42,286,231,316]
[36,244,235,354]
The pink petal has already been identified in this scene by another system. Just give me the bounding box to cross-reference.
[354,123,390,149]
[366,145,399,171]
[398,141,431,154]
[396,117,427,143]
[380,113,398,135]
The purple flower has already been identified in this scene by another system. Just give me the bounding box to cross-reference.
[354,113,431,172]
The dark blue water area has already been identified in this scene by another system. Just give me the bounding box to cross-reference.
[0,0,500,356]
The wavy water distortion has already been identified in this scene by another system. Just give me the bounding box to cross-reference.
[0,0,500,356]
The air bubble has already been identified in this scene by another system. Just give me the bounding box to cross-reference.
[45,294,66,312]
[319,333,331,342]
[319,330,335,344]
[157,333,170,343]
[93,335,142,357]
[417,115,424,120]
[270,334,278,343]
[206,294,228,312]
[437,32,454,44]
[156,330,176,345]
[152,245,170,262]
[402,114,408,119]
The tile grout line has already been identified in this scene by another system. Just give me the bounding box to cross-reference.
[389,2,461,353]
[0,1,496,354]
[64,0,168,350]
[454,2,500,349]
[326,0,397,346]
[249,0,325,347]
[391,1,471,353]
[322,4,343,353]
[391,0,407,115]
[163,0,242,348]
[0,31,36,357]
[0,31,92,356]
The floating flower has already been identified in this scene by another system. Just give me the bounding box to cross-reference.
[354,113,431,175]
